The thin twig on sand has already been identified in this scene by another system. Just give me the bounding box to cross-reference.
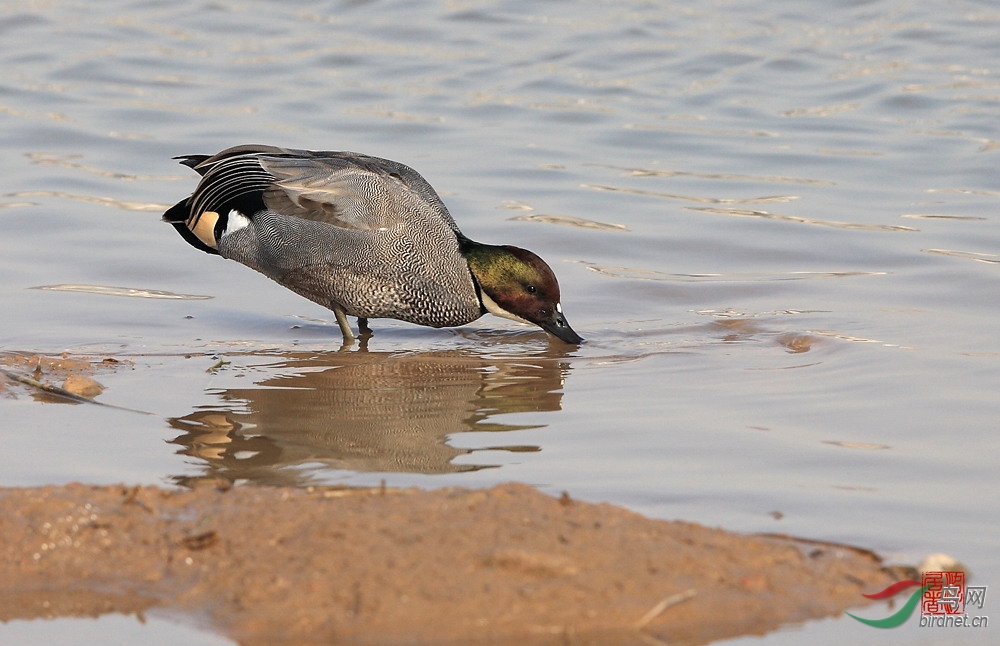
[634,588,697,630]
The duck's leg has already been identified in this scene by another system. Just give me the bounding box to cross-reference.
[333,307,355,342]
[358,317,372,336]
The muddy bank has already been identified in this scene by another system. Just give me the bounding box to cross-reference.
[0,482,900,645]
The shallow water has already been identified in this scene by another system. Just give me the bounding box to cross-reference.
[1,0,998,642]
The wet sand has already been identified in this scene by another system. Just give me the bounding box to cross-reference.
[0,481,901,645]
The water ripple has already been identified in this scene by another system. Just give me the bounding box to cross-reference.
[510,213,628,231]
[32,284,212,299]
[576,262,887,282]
[922,249,1000,264]
[582,184,798,205]
[688,207,919,232]
[6,191,167,212]
[588,164,835,186]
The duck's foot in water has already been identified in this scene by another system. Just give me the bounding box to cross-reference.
[358,317,373,337]
[333,308,355,343]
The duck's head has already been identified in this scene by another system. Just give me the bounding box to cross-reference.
[463,241,583,345]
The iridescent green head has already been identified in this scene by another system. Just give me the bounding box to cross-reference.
[462,241,583,344]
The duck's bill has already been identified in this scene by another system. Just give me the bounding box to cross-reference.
[540,312,584,345]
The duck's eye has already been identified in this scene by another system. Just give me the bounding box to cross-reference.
[525,284,537,294]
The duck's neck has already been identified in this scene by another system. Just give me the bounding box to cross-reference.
[458,237,525,288]
[459,237,528,321]
[459,236,500,275]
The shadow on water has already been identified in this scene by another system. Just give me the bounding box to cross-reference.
[166,347,575,487]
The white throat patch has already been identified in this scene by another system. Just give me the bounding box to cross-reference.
[480,290,531,325]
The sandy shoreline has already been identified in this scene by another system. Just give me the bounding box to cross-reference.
[0,481,902,645]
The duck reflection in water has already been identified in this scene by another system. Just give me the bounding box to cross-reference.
[167,348,573,487]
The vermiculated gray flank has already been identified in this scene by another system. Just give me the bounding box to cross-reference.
[163,144,582,344]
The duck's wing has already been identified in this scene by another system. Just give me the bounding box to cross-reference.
[175,145,278,222]
[259,150,460,233]
[178,144,460,234]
